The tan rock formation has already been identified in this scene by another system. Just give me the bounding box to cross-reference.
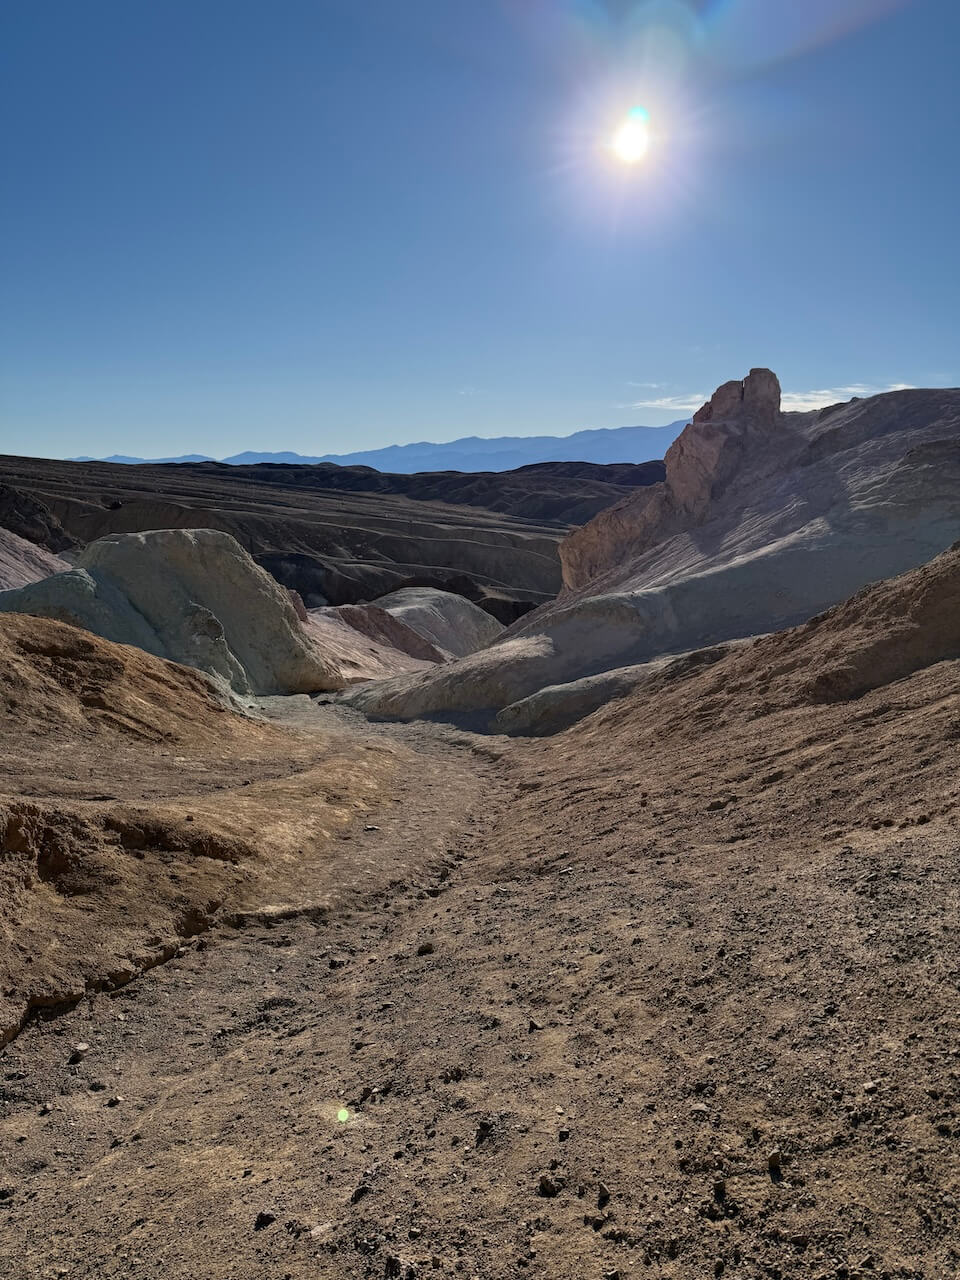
[561,368,786,590]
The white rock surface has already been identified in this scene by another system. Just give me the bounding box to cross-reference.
[371,587,504,658]
[0,528,344,695]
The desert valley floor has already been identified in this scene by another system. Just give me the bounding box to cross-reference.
[3,594,960,1280]
[3,377,960,1279]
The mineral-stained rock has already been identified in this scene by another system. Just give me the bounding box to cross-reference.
[0,528,344,695]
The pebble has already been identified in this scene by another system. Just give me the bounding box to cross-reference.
[69,1042,90,1065]
[475,1118,495,1146]
[417,942,435,956]
[106,1095,124,1107]
[767,1148,782,1172]
[253,1210,276,1231]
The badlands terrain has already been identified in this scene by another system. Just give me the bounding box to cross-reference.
[0,451,665,623]
[2,372,960,1279]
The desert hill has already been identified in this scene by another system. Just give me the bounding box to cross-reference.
[343,374,960,725]
[4,543,960,1276]
[0,454,664,622]
[0,612,413,1048]
[0,526,71,592]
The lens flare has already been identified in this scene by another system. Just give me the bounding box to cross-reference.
[610,105,650,164]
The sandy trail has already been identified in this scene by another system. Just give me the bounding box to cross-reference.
[1,690,959,1280]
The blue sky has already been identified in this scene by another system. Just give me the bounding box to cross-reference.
[1,0,957,459]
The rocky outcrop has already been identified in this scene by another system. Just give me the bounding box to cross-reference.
[303,608,444,683]
[561,369,787,590]
[342,379,960,728]
[0,529,344,695]
[0,483,79,554]
[330,604,448,663]
[0,526,71,591]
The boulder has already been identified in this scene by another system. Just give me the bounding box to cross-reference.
[0,528,344,695]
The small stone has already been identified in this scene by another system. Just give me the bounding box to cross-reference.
[350,1183,372,1204]
[106,1095,124,1107]
[69,1042,90,1065]
[537,1173,564,1198]
[713,1179,727,1202]
[416,941,435,956]
[863,1080,878,1094]
[39,1101,54,1116]
[363,824,381,832]
[528,1018,544,1033]
[384,1257,402,1278]
[767,1148,782,1172]
[558,1127,571,1142]
[408,1227,422,1240]
[475,1118,495,1146]
[253,1211,276,1230]
[690,1102,709,1117]
[604,1271,621,1280]
[597,1181,611,1209]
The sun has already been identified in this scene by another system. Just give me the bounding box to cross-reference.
[609,106,651,165]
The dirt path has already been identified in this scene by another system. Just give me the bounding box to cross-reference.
[2,695,959,1279]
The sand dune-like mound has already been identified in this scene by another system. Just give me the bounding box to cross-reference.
[0,526,71,591]
[0,528,345,695]
[0,613,401,1046]
[373,586,504,657]
[303,606,443,682]
[0,611,241,741]
[345,376,960,723]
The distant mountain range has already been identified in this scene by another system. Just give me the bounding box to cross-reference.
[70,421,689,473]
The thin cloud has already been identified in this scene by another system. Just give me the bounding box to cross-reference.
[620,392,708,412]
[624,382,917,415]
[781,382,914,411]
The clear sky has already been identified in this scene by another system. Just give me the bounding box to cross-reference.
[1,0,957,460]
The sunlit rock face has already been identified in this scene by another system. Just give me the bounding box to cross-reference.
[560,369,785,590]
[667,368,784,523]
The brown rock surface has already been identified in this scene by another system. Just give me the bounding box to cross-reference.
[0,614,409,1046]
[3,548,960,1275]
[0,482,79,554]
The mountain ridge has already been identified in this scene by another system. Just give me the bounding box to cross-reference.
[69,420,687,473]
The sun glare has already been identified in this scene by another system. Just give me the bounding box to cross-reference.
[610,106,651,165]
